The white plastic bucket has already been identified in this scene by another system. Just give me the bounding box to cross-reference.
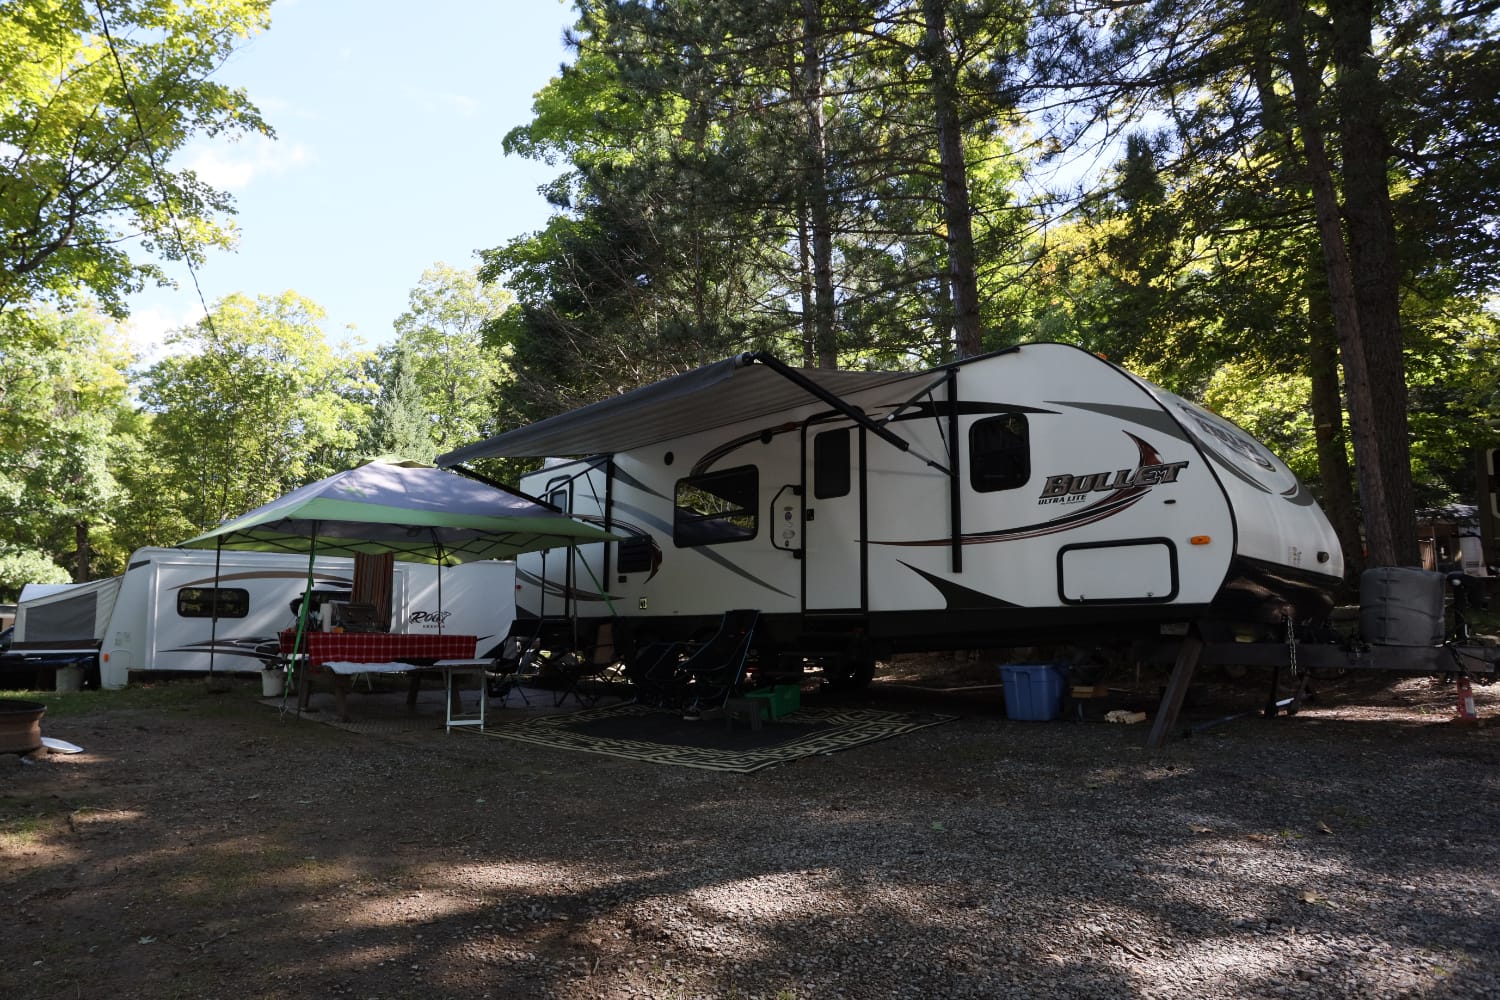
[55,664,84,694]
[261,669,286,698]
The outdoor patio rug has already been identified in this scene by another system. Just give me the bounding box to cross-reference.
[467,701,958,772]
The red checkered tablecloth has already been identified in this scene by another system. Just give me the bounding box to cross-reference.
[278,630,476,667]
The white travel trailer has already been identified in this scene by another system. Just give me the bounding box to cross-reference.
[438,344,1345,685]
[12,547,515,687]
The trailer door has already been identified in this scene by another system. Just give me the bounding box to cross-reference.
[541,480,574,621]
[542,468,609,623]
[803,424,865,612]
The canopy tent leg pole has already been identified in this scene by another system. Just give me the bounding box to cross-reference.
[287,539,318,718]
[573,544,618,649]
[575,545,618,619]
[208,539,223,680]
[435,533,445,634]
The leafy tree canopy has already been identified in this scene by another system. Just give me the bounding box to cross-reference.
[364,263,515,460]
[0,305,135,581]
[0,0,272,318]
[135,291,372,533]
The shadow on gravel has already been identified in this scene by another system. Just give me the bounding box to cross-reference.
[2,676,1497,999]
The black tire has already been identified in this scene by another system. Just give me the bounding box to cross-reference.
[824,657,875,693]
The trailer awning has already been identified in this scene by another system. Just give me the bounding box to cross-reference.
[437,353,941,463]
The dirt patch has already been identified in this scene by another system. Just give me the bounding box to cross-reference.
[3,665,1499,999]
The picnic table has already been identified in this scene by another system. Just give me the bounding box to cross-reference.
[277,630,483,725]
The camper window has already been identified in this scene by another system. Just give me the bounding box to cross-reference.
[617,535,656,573]
[177,587,250,619]
[674,466,758,546]
[970,413,1031,492]
[813,428,851,499]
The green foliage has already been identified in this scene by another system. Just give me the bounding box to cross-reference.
[485,0,1038,409]
[372,263,515,458]
[0,0,273,318]
[1403,307,1500,508]
[0,546,70,601]
[0,306,136,579]
[135,291,373,533]
[1202,363,1320,487]
[363,345,433,464]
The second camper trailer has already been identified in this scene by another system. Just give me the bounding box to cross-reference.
[440,344,1344,684]
[13,547,515,687]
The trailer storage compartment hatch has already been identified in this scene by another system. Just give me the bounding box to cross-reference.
[1059,540,1178,603]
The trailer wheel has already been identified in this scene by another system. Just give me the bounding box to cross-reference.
[825,658,875,693]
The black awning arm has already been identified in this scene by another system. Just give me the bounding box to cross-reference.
[449,463,557,508]
[744,352,951,475]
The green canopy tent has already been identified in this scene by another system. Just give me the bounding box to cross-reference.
[178,459,620,691]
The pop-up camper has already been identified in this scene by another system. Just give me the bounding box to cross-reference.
[11,547,515,687]
[439,344,1345,685]
[5,577,126,682]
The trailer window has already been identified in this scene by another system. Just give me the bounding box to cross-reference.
[970,413,1031,492]
[674,466,758,546]
[616,535,656,573]
[813,428,851,499]
[177,587,250,619]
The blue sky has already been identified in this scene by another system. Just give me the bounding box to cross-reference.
[125,0,577,359]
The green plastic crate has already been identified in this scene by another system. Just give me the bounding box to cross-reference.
[746,683,800,718]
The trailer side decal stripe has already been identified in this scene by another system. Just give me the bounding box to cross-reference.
[610,467,669,502]
[177,570,353,588]
[607,501,795,598]
[1043,401,1191,441]
[691,422,801,475]
[899,562,1021,610]
[883,401,1060,423]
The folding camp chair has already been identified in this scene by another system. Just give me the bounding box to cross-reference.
[488,619,544,707]
[553,621,618,708]
[678,609,761,717]
[625,641,689,707]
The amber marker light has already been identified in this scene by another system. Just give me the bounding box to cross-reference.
[1189,535,1212,545]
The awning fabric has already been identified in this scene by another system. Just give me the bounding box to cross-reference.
[437,353,936,463]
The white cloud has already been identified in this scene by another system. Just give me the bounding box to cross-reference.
[184,133,312,191]
[438,93,481,117]
[403,86,483,119]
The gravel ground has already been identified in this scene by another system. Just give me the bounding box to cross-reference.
[2,664,1498,999]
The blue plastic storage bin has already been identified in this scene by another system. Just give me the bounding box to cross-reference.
[1000,664,1065,721]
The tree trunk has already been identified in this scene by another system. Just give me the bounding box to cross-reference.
[1280,1,1397,568]
[922,0,983,359]
[796,206,816,368]
[1328,0,1419,565]
[801,0,837,368]
[74,521,90,583]
[1306,268,1364,589]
